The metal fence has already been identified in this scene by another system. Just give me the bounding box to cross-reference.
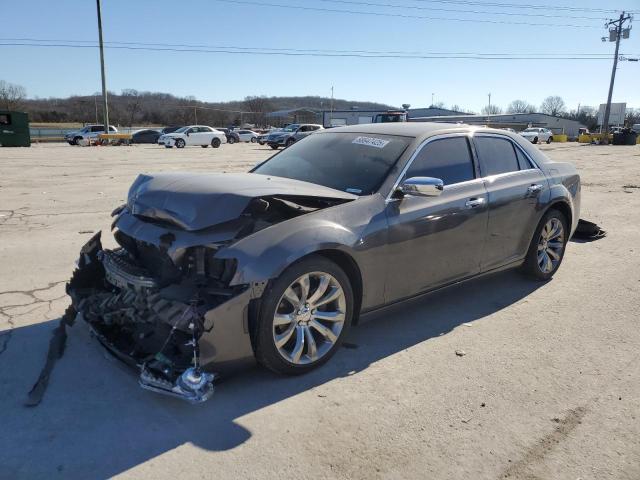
[29,126,160,140]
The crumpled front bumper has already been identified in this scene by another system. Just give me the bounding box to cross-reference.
[67,232,257,403]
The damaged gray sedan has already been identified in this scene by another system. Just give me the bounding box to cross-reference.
[67,123,580,402]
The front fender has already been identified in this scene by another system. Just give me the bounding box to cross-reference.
[216,219,359,285]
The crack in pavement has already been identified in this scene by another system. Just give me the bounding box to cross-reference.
[0,280,69,357]
[0,209,109,230]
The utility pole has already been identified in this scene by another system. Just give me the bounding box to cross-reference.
[330,86,334,125]
[96,0,109,133]
[600,11,633,143]
[488,93,491,112]
[431,93,434,107]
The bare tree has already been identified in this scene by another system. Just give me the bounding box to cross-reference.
[243,96,273,127]
[121,89,143,127]
[540,96,566,116]
[0,80,27,110]
[482,104,503,115]
[507,99,535,114]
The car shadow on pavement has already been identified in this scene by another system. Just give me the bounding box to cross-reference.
[0,270,541,479]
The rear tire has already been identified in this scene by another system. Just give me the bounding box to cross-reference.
[201,145,208,148]
[521,208,568,281]
[255,255,354,375]
[270,145,279,150]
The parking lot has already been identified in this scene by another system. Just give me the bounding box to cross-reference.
[0,141,639,479]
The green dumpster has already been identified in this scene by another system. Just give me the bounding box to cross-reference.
[0,110,30,147]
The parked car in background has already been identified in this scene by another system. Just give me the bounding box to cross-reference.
[65,125,117,145]
[236,129,258,143]
[266,124,323,149]
[131,129,161,144]
[158,125,227,148]
[161,126,183,135]
[67,122,580,402]
[216,128,241,144]
[257,128,280,145]
[520,128,553,144]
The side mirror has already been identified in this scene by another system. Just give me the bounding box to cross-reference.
[398,177,444,197]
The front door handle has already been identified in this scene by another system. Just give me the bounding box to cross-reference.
[465,198,485,209]
[527,184,543,194]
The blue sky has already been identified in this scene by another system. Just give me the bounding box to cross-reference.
[2,0,639,112]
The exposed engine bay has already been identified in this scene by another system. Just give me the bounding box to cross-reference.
[59,175,353,403]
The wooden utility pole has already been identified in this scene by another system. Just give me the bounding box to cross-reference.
[96,0,109,133]
[601,11,632,143]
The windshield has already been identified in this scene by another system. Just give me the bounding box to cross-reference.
[282,124,299,132]
[173,127,189,133]
[252,132,412,195]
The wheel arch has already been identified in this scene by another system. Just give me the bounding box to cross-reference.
[314,249,363,324]
[546,199,572,232]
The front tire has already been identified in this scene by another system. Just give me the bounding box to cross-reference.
[255,255,354,375]
[532,136,539,144]
[211,138,221,148]
[285,138,295,148]
[175,138,186,148]
[521,209,568,281]
[270,145,279,150]
[546,136,553,144]
[227,136,236,145]
[250,137,257,143]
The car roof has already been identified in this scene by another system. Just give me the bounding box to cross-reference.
[319,122,473,138]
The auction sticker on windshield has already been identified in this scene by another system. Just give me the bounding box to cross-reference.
[352,136,390,148]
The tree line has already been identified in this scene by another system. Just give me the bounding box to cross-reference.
[0,80,391,127]
[2,79,638,130]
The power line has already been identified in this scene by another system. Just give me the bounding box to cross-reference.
[1,38,630,57]
[0,41,632,60]
[317,0,610,20]
[212,0,602,28]
[401,0,638,14]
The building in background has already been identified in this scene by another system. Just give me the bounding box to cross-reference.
[265,108,321,127]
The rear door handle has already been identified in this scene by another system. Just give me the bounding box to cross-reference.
[465,198,485,209]
[527,184,543,194]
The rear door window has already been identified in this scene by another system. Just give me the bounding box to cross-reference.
[404,136,475,186]
[0,114,11,125]
[474,136,520,177]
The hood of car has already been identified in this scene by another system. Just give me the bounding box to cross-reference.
[126,172,357,231]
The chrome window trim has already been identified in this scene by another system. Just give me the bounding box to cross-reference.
[385,132,476,203]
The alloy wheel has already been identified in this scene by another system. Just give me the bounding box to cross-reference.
[537,218,565,274]
[272,272,346,365]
